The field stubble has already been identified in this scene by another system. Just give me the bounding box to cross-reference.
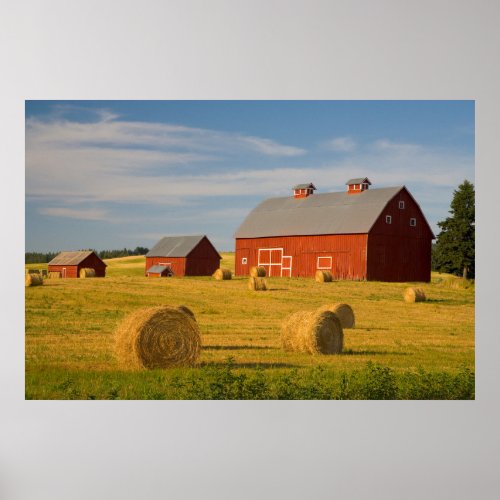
[25,254,474,399]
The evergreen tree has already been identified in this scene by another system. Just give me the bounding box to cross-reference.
[434,180,475,279]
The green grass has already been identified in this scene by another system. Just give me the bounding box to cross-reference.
[25,253,475,399]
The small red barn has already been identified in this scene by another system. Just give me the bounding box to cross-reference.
[234,178,435,282]
[47,250,107,278]
[145,235,221,277]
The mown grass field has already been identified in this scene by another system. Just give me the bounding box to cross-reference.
[25,253,475,399]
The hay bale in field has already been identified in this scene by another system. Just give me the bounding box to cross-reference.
[25,273,43,287]
[318,303,355,329]
[315,270,333,282]
[213,268,232,280]
[250,266,266,277]
[48,271,62,279]
[248,276,267,291]
[79,267,96,278]
[115,306,201,369]
[176,305,196,320]
[27,268,40,275]
[403,287,426,303]
[281,310,343,355]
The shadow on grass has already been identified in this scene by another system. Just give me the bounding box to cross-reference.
[204,345,278,351]
[267,288,290,291]
[199,361,299,369]
[342,349,410,356]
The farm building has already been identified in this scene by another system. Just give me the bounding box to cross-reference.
[47,250,107,278]
[145,235,221,277]
[234,178,435,282]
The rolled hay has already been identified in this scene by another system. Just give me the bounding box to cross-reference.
[115,306,201,369]
[79,267,96,278]
[403,287,426,303]
[281,310,343,354]
[315,270,333,282]
[248,276,267,291]
[250,266,266,277]
[25,273,43,287]
[318,303,355,329]
[176,305,196,320]
[48,271,62,279]
[213,268,232,280]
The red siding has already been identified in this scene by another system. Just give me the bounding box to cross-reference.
[235,234,368,279]
[146,257,186,276]
[367,188,433,282]
[145,237,221,277]
[47,265,79,278]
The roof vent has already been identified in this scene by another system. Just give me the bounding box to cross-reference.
[293,183,316,199]
[346,177,371,194]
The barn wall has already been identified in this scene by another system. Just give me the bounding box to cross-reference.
[235,234,368,279]
[185,237,221,276]
[47,265,78,278]
[146,257,186,276]
[79,254,107,277]
[367,188,433,282]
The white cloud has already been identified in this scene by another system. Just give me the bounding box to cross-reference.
[324,136,357,152]
[38,207,108,220]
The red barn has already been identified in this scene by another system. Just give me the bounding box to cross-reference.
[47,250,107,278]
[145,235,221,277]
[234,178,435,282]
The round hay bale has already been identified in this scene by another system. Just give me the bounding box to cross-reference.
[79,268,96,278]
[250,266,266,277]
[48,271,61,279]
[281,310,343,354]
[315,270,333,282]
[176,305,196,320]
[248,276,267,291]
[25,273,43,287]
[318,303,355,329]
[403,287,426,303]
[213,268,232,280]
[115,306,201,369]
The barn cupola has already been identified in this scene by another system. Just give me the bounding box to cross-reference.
[346,177,371,194]
[293,183,316,199]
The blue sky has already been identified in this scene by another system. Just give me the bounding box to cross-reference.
[25,100,474,252]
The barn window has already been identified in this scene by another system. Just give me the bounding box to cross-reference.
[399,201,405,209]
[317,256,332,269]
[410,218,417,226]
[241,257,247,265]
[386,215,392,224]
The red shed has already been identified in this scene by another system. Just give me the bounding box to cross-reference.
[234,178,435,282]
[145,235,221,277]
[47,250,107,278]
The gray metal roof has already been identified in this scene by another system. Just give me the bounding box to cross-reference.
[346,177,371,185]
[48,250,104,266]
[146,235,221,258]
[234,186,404,238]
[293,183,316,190]
[147,265,169,273]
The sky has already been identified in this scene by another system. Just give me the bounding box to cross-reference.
[25,100,474,252]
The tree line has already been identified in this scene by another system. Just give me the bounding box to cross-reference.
[25,247,149,264]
